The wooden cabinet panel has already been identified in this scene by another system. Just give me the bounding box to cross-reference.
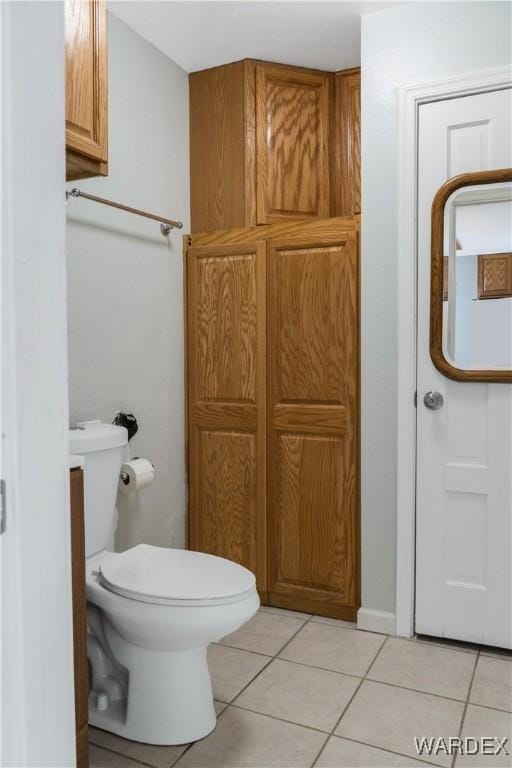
[478,252,512,299]
[195,252,258,402]
[189,62,248,234]
[65,0,108,180]
[189,62,361,231]
[255,63,330,224]
[275,434,348,596]
[70,468,89,768]
[187,241,267,592]
[271,241,346,402]
[189,60,343,233]
[332,69,361,217]
[197,430,258,571]
[267,226,359,619]
[186,217,360,618]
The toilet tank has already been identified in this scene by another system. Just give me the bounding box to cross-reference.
[69,420,128,557]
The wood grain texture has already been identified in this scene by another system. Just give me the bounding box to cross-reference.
[185,218,360,618]
[197,430,258,571]
[243,60,258,228]
[66,148,108,181]
[274,404,347,435]
[189,62,247,233]
[188,214,357,247]
[70,468,89,768]
[431,168,512,382]
[189,59,334,232]
[267,222,360,619]
[255,62,331,224]
[196,253,257,402]
[187,241,267,590]
[331,68,360,217]
[65,0,108,179]
[478,252,512,299]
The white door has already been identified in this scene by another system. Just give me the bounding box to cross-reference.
[416,88,512,648]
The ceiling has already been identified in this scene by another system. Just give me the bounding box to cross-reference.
[109,1,401,73]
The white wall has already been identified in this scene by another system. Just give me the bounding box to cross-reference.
[67,15,189,550]
[361,1,511,616]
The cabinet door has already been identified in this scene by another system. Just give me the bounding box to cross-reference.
[65,0,108,175]
[267,225,359,619]
[187,241,267,593]
[255,63,330,224]
[332,69,361,217]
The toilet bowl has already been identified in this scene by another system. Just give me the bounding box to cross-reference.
[70,421,259,745]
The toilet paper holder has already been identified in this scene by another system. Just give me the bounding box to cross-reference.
[120,457,155,486]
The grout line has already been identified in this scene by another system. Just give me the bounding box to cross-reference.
[268,655,367,681]
[310,635,391,768]
[214,606,314,659]
[88,743,157,768]
[214,640,274,658]
[363,675,475,705]
[450,650,480,768]
[227,613,315,707]
[97,615,315,767]
[322,733,447,768]
[362,633,389,677]
[463,700,512,716]
[168,703,232,768]
[97,609,507,768]
[218,619,482,705]
[229,702,334,735]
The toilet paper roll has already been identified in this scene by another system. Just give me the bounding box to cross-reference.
[119,458,155,494]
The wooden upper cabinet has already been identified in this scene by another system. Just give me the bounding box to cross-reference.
[255,63,330,224]
[331,68,361,217]
[189,59,334,233]
[478,252,512,299]
[65,0,108,181]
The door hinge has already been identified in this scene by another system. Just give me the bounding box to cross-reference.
[414,390,418,408]
[0,479,6,534]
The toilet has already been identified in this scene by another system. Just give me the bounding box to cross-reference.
[69,420,259,746]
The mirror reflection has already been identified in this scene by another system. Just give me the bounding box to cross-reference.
[443,182,512,370]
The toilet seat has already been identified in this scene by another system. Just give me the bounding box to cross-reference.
[97,544,256,607]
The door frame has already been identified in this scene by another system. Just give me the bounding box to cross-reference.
[1,3,76,765]
[395,65,512,638]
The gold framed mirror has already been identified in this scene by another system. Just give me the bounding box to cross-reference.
[431,168,512,382]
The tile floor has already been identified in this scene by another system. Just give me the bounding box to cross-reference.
[89,606,512,768]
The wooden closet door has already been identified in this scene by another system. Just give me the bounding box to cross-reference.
[255,63,330,225]
[267,225,359,619]
[187,241,267,593]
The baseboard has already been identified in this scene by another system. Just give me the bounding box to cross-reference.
[357,608,396,635]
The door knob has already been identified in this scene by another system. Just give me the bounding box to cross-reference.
[423,391,444,410]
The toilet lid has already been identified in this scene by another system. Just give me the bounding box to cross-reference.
[98,544,256,606]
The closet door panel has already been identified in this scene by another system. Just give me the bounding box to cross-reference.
[255,63,330,224]
[196,429,257,572]
[267,227,359,619]
[187,241,267,592]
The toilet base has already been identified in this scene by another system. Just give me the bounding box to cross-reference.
[89,642,217,745]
